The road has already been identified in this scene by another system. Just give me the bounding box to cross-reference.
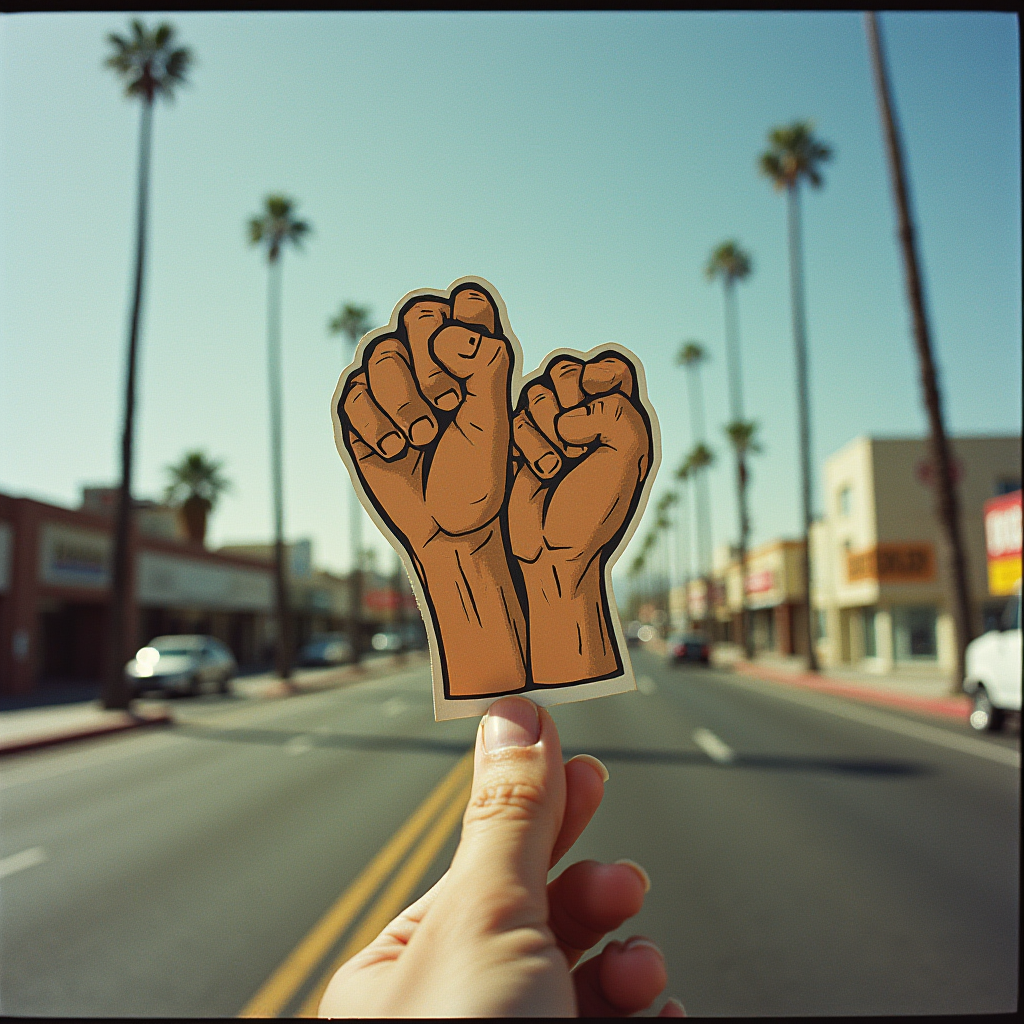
[0,648,1018,1017]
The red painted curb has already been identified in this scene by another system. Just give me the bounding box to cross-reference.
[0,711,174,758]
[732,662,972,722]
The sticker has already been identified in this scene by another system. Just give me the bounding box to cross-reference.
[331,278,660,720]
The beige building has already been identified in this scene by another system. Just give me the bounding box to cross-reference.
[812,435,1021,674]
[711,539,810,656]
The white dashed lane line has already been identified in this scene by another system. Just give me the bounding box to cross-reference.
[0,847,48,880]
[692,728,736,765]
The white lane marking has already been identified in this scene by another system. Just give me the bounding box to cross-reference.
[692,728,735,764]
[637,675,657,696]
[0,847,48,879]
[725,675,1021,768]
[383,697,408,717]
[284,735,314,756]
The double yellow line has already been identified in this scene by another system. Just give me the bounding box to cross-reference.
[239,749,475,1019]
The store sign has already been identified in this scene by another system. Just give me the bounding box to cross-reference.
[847,543,935,584]
[745,569,775,595]
[984,490,1022,596]
[138,551,273,611]
[39,523,110,589]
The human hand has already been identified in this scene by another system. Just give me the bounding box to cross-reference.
[508,354,652,685]
[336,284,526,697]
[318,697,683,1018]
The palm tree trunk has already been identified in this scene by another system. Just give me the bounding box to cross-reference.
[104,97,153,711]
[866,12,973,693]
[786,182,819,672]
[677,479,692,626]
[723,279,753,658]
[267,254,292,682]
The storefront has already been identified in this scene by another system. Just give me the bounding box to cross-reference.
[0,492,274,697]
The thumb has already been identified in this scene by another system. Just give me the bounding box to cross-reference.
[448,697,566,927]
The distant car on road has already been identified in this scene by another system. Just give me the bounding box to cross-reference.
[298,633,354,667]
[126,635,236,697]
[669,632,711,666]
[964,589,1021,732]
[371,630,404,653]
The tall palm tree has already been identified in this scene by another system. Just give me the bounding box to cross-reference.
[249,194,311,682]
[674,461,694,625]
[864,14,974,692]
[759,120,833,671]
[164,450,231,546]
[676,342,715,607]
[102,20,193,711]
[706,240,756,657]
[328,302,373,663]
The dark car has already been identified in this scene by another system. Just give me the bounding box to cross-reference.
[299,633,354,666]
[126,635,237,697]
[669,632,710,665]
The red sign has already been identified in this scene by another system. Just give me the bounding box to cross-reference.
[745,569,774,595]
[985,491,1022,559]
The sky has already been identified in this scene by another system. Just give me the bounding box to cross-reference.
[1,11,1020,587]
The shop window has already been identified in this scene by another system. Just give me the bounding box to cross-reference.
[814,609,827,640]
[994,477,1021,496]
[861,606,877,658]
[894,605,937,660]
[838,485,852,517]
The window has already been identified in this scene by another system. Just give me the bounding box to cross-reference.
[894,605,937,661]
[815,609,827,640]
[838,485,852,517]
[995,477,1022,497]
[861,606,877,658]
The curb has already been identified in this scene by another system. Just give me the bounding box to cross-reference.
[731,661,971,722]
[0,709,175,758]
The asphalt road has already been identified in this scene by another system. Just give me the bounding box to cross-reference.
[0,648,1018,1017]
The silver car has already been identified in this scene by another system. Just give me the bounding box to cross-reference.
[126,634,237,697]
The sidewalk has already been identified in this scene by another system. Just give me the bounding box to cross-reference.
[0,651,429,758]
[711,644,971,722]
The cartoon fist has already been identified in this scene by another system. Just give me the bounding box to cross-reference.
[336,283,527,698]
[508,353,652,686]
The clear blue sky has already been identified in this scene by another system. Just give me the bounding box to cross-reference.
[1,12,1020,580]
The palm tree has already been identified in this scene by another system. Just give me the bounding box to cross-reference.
[759,120,833,671]
[328,302,373,663]
[102,20,193,711]
[674,461,694,626]
[706,240,756,657]
[248,194,311,682]
[865,14,974,693]
[164,450,231,545]
[676,342,715,606]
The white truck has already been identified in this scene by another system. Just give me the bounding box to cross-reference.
[964,589,1021,732]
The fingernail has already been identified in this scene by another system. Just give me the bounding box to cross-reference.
[409,417,436,446]
[535,452,561,478]
[625,937,665,959]
[569,754,609,783]
[483,696,540,751]
[435,390,460,411]
[664,996,687,1016]
[379,432,405,458]
[615,859,651,892]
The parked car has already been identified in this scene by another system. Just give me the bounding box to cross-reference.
[299,633,354,667]
[371,630,404,653]
[126,635,236,697]
[963,589,1021,732]
[669,632,711,666]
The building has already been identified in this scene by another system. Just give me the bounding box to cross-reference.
[0,489,275,698]
[711,538,810,656]
[812,435,1021,673]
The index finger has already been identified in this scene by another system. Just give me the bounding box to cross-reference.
[403,300,461,411]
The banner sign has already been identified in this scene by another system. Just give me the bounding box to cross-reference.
[984,490,1022,596]
[847,542,936,584]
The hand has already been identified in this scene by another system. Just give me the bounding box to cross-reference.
[337,284,527,697]
[318,697,684,1018]
[508,354,652,685]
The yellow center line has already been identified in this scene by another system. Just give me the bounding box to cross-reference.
[298,776,474,1018]
[238,749,474,1019]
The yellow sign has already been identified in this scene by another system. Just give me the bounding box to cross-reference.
[988,556,1022,597]
[847,543,936,584]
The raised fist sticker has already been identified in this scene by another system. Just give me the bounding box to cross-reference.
[331,278,660,721]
